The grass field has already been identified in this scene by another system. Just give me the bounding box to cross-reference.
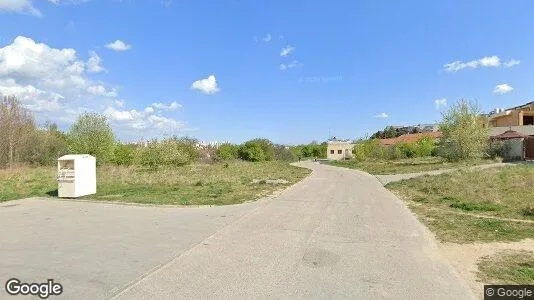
[477,250,534,284]
[387,165,534,243]
[0,161,310,205]
[327,156,495,175]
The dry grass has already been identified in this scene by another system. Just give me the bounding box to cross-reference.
[388,165,534,243]
[328,156,495,175]
[477,250,534,284]
[0,161,310,205]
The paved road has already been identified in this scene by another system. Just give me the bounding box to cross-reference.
[0,162,474,299]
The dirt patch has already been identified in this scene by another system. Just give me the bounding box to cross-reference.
[439,239,534,299]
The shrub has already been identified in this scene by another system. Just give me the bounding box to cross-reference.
[486,140,506,159]
[290,143,327,159]
[22,125,69,166]
[217,143,238,160]
[438,99,489,161]
[135,141,163,168]
[352,139,387,161]
[414,136,436,157]
[238,141,266,162]
[112,143,135,166]
[237,138,276,162]
[134,138,200,168]
[273,144,297,161]
[68,113,116,163]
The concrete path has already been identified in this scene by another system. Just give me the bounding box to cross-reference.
[376,162,513,185]
[1,162,474,299]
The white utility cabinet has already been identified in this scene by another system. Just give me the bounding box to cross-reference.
[57,154,96,198]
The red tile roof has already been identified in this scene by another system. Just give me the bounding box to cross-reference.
[490,130,528,140]
[379,132,442,146]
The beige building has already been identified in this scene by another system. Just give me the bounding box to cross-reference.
[488,101,534,128]
[487,101,534,160]
[327,139,354,160]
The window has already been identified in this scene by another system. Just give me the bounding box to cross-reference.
[330,150,334,154]
[524,115,534,125]
[337,150,342,154]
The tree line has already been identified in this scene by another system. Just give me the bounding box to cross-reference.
[0,96,326,168]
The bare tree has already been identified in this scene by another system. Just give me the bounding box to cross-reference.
[0,96,35,167]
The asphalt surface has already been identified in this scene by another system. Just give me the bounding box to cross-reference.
[0,161,474,299]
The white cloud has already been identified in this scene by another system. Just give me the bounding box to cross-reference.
[279,60,301,71]
[87,84,117,97]
[151,101,182,110]
[48,0,91,4]
[434,98,447,109]
[105,40,132,52]
[0,0,41,16]
[161,0,172,7]
[0,36,188,140]
[262,33,272,42]
[280,45,296,57]
[0,78,63,112]
[494,83,513,94]
[87,50,106,73]
[0,36,87,90]
[374,112,389,118]
[504,59,520,68]
[104,106,133,121]
[114,99,125,107]
[444,56,501,72]
[191,75,219,95]
[104,105,185,134]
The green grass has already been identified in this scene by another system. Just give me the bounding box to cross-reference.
[478,250,534,284]
[0,161,310,205]
[327,156,496,175]
[388,165,534,243]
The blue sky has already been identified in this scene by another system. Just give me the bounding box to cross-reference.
[0,0,533,144]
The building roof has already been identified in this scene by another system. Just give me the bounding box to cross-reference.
[491,130,528,140]
[490,125,534,137]
[379,131,442,146]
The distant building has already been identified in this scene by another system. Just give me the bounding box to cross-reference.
[487,101,534,160]
[197,141,230,149]
[326,137,354,160]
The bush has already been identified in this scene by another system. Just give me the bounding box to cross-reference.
[68,113,116,163]
[273,144,297,161]
[414,136,436,157]
[135,141,163,168]
[290,143,327,159]
[438,99,489,161]
[134,138,200,168]
[486,140,506,159]
[22,125,69,166]
[238,141,266,162]
[112,143,135,166]
[217,143,238,160]
[237,138,276,162]
[352,139,387,161]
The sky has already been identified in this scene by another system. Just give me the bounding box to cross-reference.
[0,0,533,144]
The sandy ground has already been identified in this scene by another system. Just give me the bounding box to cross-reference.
[439,239,534,299]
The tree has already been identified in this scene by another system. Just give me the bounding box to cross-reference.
[217,143,238,160]
[23,123,69,166]
[68,113,116,163]
[437,99,489,161]
[0,96,35,167]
